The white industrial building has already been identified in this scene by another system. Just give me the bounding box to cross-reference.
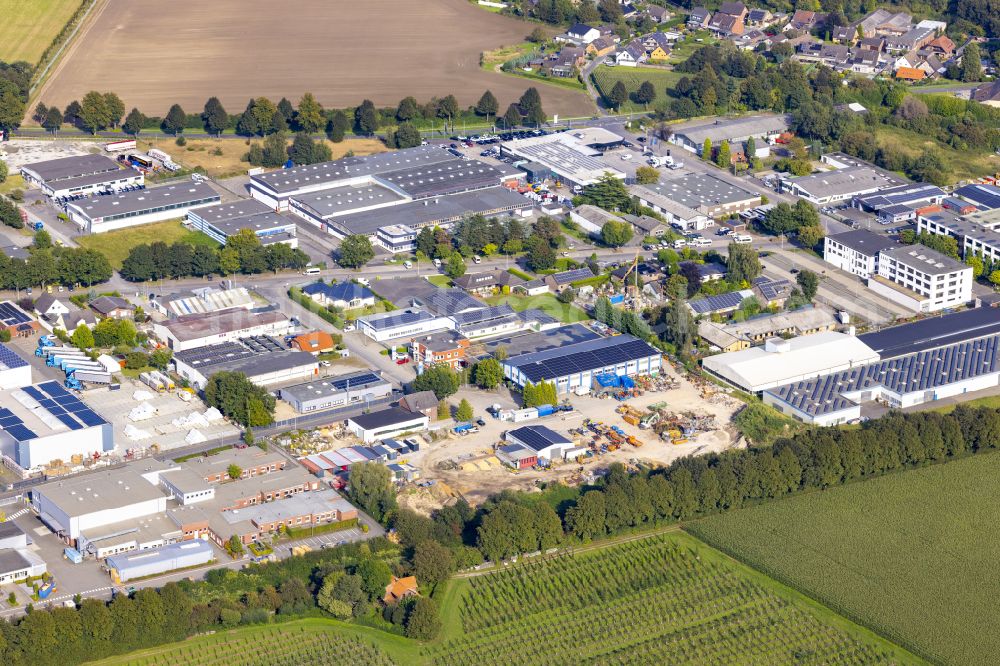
[0,523,47,584]
[0,381,113,471]
[278,371,393,413]
[0,343,32,390]
[20,154,143,199]
[150,286,255,318]
[629,184,711,230]
[919,208,1000,265]
[65,182,221,233]
[106,539,215,583]
[502,334,662,393]
[501,130,626,187]
[172,336,319,390]
[868,245,972,313]
[187,199,298,248]
[780,165,901,205]
[347,407,429,443]
[31,463,172,544]
[152,308,292,351]
[357,309,452,342]
[823,229,898,278]
[764,334,1000,426]
[701,332,881,393]
[670,114,789,155]
[503,425,574,463]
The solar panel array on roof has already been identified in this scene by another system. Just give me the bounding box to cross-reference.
[551,268,594,285]
[377,159,504,199]
[419,289,483,316]
[506,334,659,384]
[508,425,569,453]
[689,291,748,314]
[365,310,436,331]
[451,305,517,326]
[858,307,1000,359]
[954,183,1000,210]
[0,302,31,327]
[753,276,791,301]
[0,408,36,442]
[329,372,382,391]
[765,334,1000,416]
[0,344,28,371]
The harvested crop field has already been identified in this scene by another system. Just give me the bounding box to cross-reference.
[38,0,592,117]
[0,0,82,63]
[686,451,1000,666]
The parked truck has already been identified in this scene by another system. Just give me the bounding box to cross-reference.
[140,371,167,392]
[68,367,113,385]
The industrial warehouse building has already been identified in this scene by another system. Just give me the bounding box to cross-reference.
[635,173,760,221]
[357,309,452,342]
[502,334,662,393]
[65,182,221,233]
[172,335,319,389]
[187,199,298,248]
[500,129,627,187]
[0,343,32,390]
[701,332,881,393]
[152,308,292,351]
[669,114,789,154]
[0,381,113,471]
[823,229,898,278]
[498,425,575,468]
[347,407,429,443]
[780,166,902,205]
[858,305,1000,359]
[0,522,47,584]
[106,539,214,583]
[279,371,393,413]
[20,154,143,198]
[764,334,1000,426]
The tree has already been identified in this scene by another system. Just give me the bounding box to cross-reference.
[702,138,713,161]
[296,92,325,133]
[204,371,275,426]
[445,252,466,278]
[33,102,48,124]
[961,42,982,82]
[436,95,459,131]
[71,325,94,349]
[392,122,422,149]
[607,81,628,110]
[355,557,393,601]
[567,490,607,540]
[745,136,756,160]
[226,534,244,557]
[42,106,63,133]
[519,87,546,126]
[270,109,288,134]
[150,347,172,370]
[78,90,110,134]
[161,103,186,135]
[396,96,419,122]
[122,108,144,136]
[670,468,697,519]
[796,224,824,250]
[601,220,633,247]
[202,97,228,135]
[796,269,819,301]
[967,254,985,278]
[226,464,242,480]
[347,462,397,522]
[337,234,374,268]
[635,80,656,108]
[634,165,659,184]
[473,358,503,389]
[406,597,442,640]
[455,398,473,422]
[317,579,353,619]
[327,110,349,142]
[501,103,521,129]
[355,99,378,135]
[412,364,460,399]
[715,140,731,168]
[726,242,761,283]
[527,26,547,43]
[526,235,556,271]
[103,92,125,127]
[413,540,455,586]
[288,133,331,165]
[990,270,1000,287]
[475,90,498,121]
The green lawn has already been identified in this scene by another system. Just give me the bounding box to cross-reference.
[686,452,1000,665]
[76,219,219,269]
[0,0,82,63]
[0,174,25,196]
[426,275,453,287]
[485,292,589,323]
[590,65,682,113]
[929,394,1000,414]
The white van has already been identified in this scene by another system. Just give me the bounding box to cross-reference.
[403,260,412,269]
[303,267,321,276]
[673,239,687,249]
[733,234,753,244]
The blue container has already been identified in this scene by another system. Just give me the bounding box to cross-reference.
[536,405,555,417]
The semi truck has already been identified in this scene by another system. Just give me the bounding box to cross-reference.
[105,139,137,152]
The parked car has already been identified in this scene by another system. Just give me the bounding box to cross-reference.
[396,357,410,365]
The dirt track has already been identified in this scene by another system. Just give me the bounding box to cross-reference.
[37,0,593,117]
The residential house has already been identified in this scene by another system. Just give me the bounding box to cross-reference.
[849,48,882,75]
[620,2,638,18]
[33,294,70,322]
[795,42,850,68]
[885,27,934,54]
[398,391,439,420]
[90,296,132,320]
[384,576,419,605]
[832,25,855,43]
[709,12,744,36]
[717,2,748,20]
[612,261,667,285]
[546,47,586,77]
[645,5,671,23]
[587,36,617,58]
[34,295,97,331]
[925,35,955,57]
[564,23,600,44]
[786,10,825,32]
[752,276,793,308]
[687,7,711,29]
[643,32,673,60]
[895,66,926,81]
[859,36,886,52]
[857,9,912,37]
[615,42,648,67]
[745,8,772,26]
[453,269,525,296]
[679,261,727,283]
[732,29,768,50]
[301,281,376,310]
[971,80,1000,108]
[410,331,469,370]
[518,279,549,296]
[291,331,336,355]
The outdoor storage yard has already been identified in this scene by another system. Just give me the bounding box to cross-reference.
[37,0,591,115]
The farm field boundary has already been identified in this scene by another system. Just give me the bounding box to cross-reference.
[0,0,84,65]
[686,451,1000,666]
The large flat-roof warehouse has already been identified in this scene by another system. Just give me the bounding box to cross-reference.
[172,335,318,389]
[501,130,626,187]
[502,334,662,393]
[640,173,761,219]
[20,154,143,198]
[186,199,298,247]
[858,306,1000,359]
[66,182,221,233]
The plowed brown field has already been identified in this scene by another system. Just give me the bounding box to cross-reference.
[37,0,593,118]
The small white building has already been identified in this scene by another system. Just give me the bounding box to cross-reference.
[376,225,417,253]
[0,342,32,390]
[357,309,451,343]
[868,245,973,313]
[504,425,574,462]
[0,523,46,584]
[347,407,429,443]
